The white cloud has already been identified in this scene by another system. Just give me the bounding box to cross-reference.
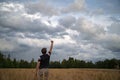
[89,8,104,16]
[17,38,49,48]
[61,0,86,13]
[25,1,59,16]
[71,17,105,40]
[22,13,42,22]
[59,15,76,27]
[108,23,120,34]
[97,33,120,53]
[51,35,76,45]
[0,2,25,13]
[66,29,79,36]
[0,39,15,51]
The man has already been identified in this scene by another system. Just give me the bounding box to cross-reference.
[36,40,54,80]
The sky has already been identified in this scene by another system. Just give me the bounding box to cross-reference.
[0,0,120,62]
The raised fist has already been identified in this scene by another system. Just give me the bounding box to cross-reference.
[51,40,54,43]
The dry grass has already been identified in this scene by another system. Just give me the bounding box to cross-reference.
[0,69,120,80]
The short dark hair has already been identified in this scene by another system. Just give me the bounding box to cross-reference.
[41,48,47,54]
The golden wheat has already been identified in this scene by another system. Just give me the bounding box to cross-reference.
[0,69,119,80]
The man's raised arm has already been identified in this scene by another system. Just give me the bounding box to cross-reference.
[48,40,54,55]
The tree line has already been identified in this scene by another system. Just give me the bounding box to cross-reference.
[50,57,120,69]
[0,52,120,69]
[0,52,36,68]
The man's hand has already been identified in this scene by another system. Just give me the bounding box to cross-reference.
[51,40,54,43]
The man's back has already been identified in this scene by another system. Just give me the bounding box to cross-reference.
[39,54,50,69]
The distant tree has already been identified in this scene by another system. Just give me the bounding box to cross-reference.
[95,61,103,68]
[19,60,29,68]
[79,60,86,68]
[68,57,75,68]
[30,58,36,68]
[13,58,19,68]
[86,61,95,68]
[61,58,74,68]
[5,54,13,68]
[0,52,4,67]
[108,58,119,69]
[50,61,61,68]
[61,59,68,68]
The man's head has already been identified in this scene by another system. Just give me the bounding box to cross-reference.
[41,48,47,54]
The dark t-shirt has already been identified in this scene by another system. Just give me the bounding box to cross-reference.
[38,53,50,69]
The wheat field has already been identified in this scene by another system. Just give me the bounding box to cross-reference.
[0,69,119,80]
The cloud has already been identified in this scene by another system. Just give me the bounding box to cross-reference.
[0,1,120,62]
[70,17,105,40]
[109,16,120,22]
[86,0,120,15]
[88,8,104,16]
[108,23,120,35]
[0,38,15,51]
[61,0,86,13]
[59,15,76,28]
[0,2,65,34]
[17,37,50,48]
[97,33,120,53]
[25,1,59,16]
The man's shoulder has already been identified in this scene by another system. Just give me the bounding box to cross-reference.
[41,54,50,57]
[45,54,50,57]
